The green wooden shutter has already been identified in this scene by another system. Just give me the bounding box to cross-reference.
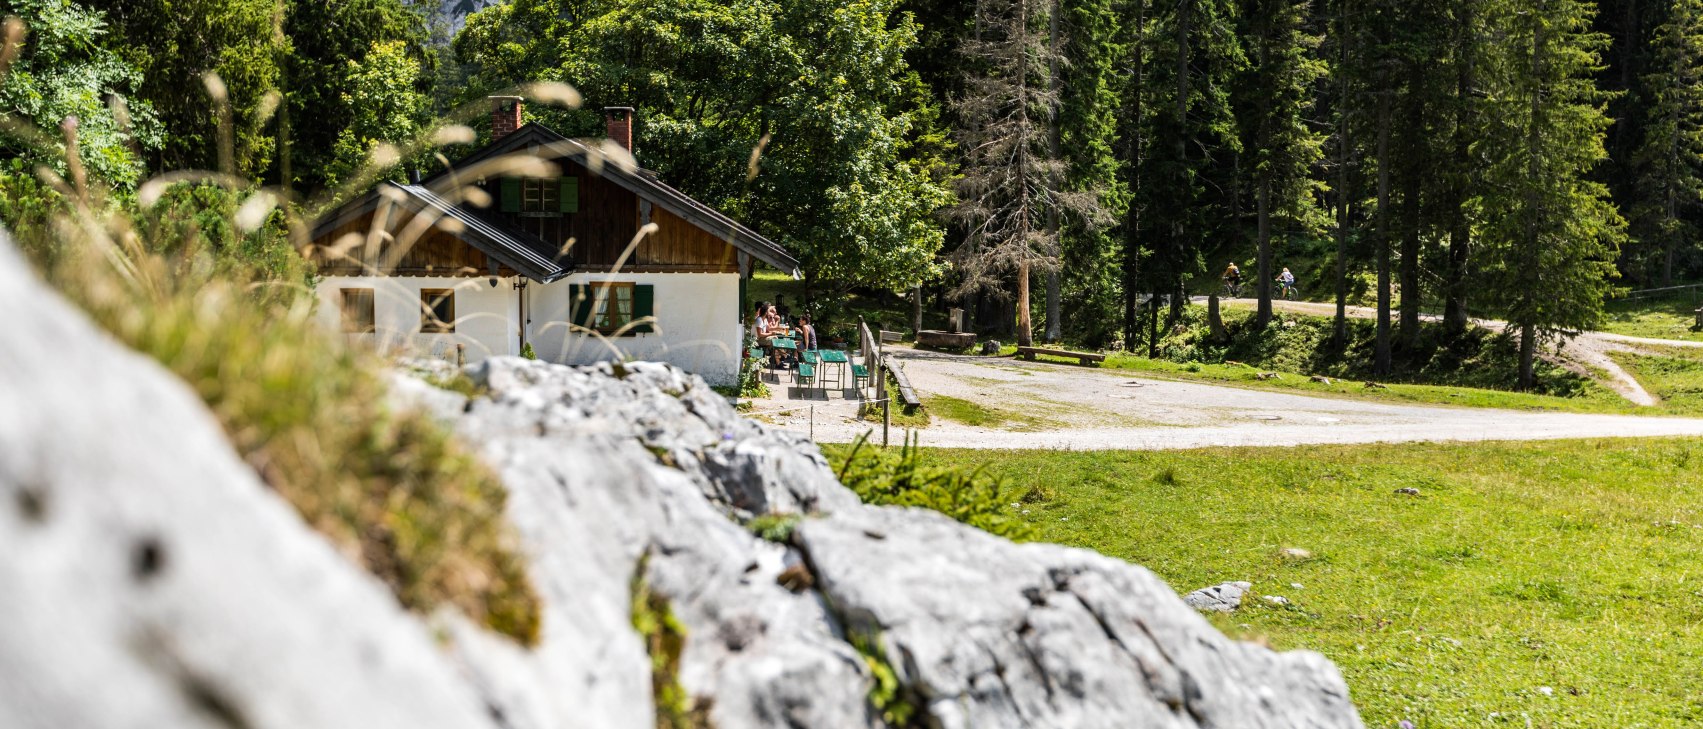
[499,178,522,213]
[569,284,594,330]
[559,176,579,213]
[631,284,654,334]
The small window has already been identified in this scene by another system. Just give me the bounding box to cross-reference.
[340,288,375,333]
[522,178,557,213]
[591,282,634,332]
[420,288,456,333]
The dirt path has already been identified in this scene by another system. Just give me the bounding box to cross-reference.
[782,348,1703,451]
[1214,298,1703,406]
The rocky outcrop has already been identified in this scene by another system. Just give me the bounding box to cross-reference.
[1,227,1362,728]
[0,234,499,729]
[437,357,1363,729]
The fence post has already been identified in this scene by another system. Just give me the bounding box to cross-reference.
[883,398,890,448]
[809,405,815,442]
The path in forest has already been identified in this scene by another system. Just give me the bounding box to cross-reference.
[1212,298,1703,406]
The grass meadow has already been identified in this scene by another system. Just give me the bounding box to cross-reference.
[915,438,1703,727]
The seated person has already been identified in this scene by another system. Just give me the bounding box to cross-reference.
[797,313,817,352]
[797,315,818,353]
[759,304,789,368]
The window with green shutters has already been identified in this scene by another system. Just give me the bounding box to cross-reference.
[499,176,579,215]
[568,282,653,336]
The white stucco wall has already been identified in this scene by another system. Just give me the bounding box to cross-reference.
[316,275,521,364]
[527,273,743,385]
[315,272,744,384]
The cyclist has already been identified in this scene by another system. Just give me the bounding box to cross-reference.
[1277,267,1297,300]
[1222,262,1243,297]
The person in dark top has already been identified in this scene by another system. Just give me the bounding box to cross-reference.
[797,315,818,352]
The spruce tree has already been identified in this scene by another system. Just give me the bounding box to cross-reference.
[1630,0,1703,286]
[1478,0,1624,388]
[1243,0,1327,328]
[1141,0,1244,334]
[952,0,1104,346]
[1442,0,1483,333]
[1054,0,1125,346]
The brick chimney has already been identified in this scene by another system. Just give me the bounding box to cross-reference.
[490,96,523,140]
[604,106,635,153]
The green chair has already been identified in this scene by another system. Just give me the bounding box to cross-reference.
[796,361,816,390]
[851,363,871,393]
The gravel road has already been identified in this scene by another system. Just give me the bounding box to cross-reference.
[784,347,1703,451]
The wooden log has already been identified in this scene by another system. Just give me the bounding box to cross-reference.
[916,330,976,350]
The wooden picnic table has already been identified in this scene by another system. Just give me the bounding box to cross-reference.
[818,349,849,388]
[1016,346,1106,366]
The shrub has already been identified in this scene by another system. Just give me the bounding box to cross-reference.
[829,433,1033,540]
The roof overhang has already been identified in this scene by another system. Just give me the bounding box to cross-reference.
[310,182,574,283]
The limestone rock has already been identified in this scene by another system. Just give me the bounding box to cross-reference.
[439,357,1362,729]
[0,232,497,729]
[799,512,1356,727]
[448,357,875,729]
[1184,581,1254,612]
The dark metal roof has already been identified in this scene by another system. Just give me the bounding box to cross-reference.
[419,123,801,276]
[311,181,573,283]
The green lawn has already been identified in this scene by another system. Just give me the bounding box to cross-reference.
[914,440,1703,727]
[1614,348,1703,415]
[1601,293,1703,342]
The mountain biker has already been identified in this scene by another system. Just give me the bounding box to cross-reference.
[1222,262,1242,297]
[1278,267,1296,299]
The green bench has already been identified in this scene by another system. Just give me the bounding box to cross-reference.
[851,363,870,391]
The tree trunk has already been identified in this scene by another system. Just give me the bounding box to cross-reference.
[1399,180,1421,350]
[1208,292,1225,339]
[1518,6,1544,390]
[1444,0,1475,334]
[911,285,923,334]
[1044,270,1061,341]
[1017,261,1034,346]
[1334,0,1351,342]
[1519,322,1537,389]
[1148,285,1162,357]
[1374,93,1393,377]
[1257,176,1273,328]
[1122,0,1148,352]
[1171,0,1190,333]
[1044,0,1063,344]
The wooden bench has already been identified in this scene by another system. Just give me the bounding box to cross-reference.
[881,355,923,411]
[880,330,903,344]
[1016,346,1106,366]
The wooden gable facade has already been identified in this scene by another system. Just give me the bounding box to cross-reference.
[308,121,797,284]
[468,156,740,274]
